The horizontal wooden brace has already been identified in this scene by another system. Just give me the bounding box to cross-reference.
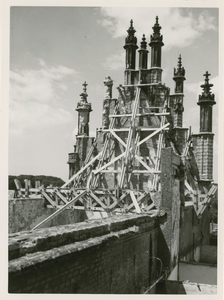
[100,127,169,132]
[122,83,163,87]
[100,169,161,174]
[109,112,170,118]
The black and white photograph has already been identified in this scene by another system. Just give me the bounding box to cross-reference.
[1,0,223,297]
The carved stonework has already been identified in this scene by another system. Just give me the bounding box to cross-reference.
[198,71,215,102]
[124,19,137,46]
[78,111,89,136]
[76,81,92,136]
[173,97,184,113]
[149,16,164,44]
[102,76,113,129]
[102,99,110,129]
[104,76,113,99]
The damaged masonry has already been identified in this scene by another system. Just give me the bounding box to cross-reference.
[10,17,218,294]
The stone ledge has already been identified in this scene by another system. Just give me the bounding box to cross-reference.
[9,213,155,260]
[8,225,141,273]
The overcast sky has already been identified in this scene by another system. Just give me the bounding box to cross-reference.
[8,5,219,183]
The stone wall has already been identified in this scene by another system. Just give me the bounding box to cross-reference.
[200,245,217,264]
[9,214,159,294]
[179,204,210,261]
[158,147,182,274]
[8,198,87,233]
[192,133,214,181]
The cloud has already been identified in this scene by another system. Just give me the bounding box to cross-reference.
[185,76,219,98]
[103,52,125,70]
[99,7,217,50]
[9,59,78,135]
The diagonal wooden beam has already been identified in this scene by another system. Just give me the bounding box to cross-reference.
[109,191,130,210]
[40,188,58,208]
[108,129,127,148]
[32,190,88,230]
[137,123,170,147]
[127,192,148,211]
[62,152,102,187]
[130,191,141,213]
[89,191,108,209]
[135,155,154,172]
[92,152,124,175]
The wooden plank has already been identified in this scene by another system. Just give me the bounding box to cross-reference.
[108,129,127,148]
[14,179,23,197]
[54,189,69,205]
[144,202,156,211]
[130,191,141,213]
[137,123,170,147]
[89,191,108,209]
[127,192,148,211]
[135,155,154,172]
[40,188,58,208]
[92,153,124,175]
[32,190,87,230]
[101,128,169,132]
[122,83,162,87]
[62,151,102,187]
[24,179,30,197]
[109,112,170,118]
[185,180,197,195]
[35,181,40,195]
[109,191,130,209]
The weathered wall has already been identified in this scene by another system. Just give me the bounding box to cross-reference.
[158,147,182,274]
[192,133,214,181]
[179,204,210,261]
[9,214,159,294]
[8,198,87,233]
[200,245,217,264]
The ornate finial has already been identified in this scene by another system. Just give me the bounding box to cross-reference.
[149,16,163,44]
[152,16,161,35]
[76,81,92,111]
[198,71,215,102]
[177,55,182,69]
[174,55,185,77]
[82,81,88,94]
[79,81,88,103]
[124,19,138,47]
[140,34,147,50]
[200,72,213,96]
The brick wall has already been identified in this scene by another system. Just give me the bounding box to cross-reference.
[9,214,159,294]
[192,133,214,181]
[200,245,217,264]
[158,148,182,274]
[179,204,210,261]
[8,198,87,233]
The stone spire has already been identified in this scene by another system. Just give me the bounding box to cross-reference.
[123,19,138,70]
[197,72,216,132]
[173,55,186,93]
[138,34,149,69]
[149,16,164,68]
[76,81,92,136]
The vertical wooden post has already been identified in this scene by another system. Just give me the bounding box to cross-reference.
[35,181,40,195]
[24,179,29,197]
[14,179,23,198]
